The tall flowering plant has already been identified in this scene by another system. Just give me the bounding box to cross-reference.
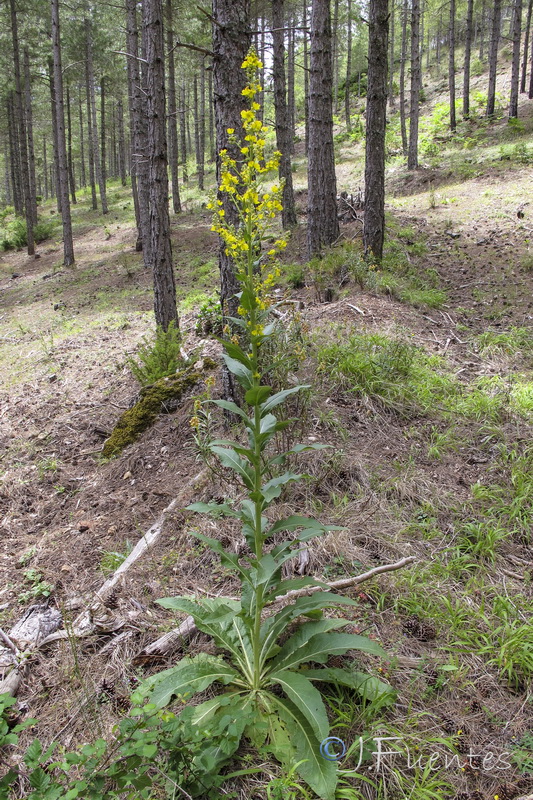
[142,51,390,800]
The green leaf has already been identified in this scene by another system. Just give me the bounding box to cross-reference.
[143,654,242,708]
[155,596,253,678]
[186,501,239,518]
[220,340,252,368]
[189,532,249,580]
[262,472,302,504]
[260,386,310,413]
[209,439,258,464]
[269,442,330,465]
[267,515,329,536]
[268,670,330,740]
[269,694,337,800]
[245,385,272,406]
[270,632,386,673]
[222,353,253,388]
[209,446,255,487]
[301,668,396,703]
[259,594,359,665]
[211,398,251,422]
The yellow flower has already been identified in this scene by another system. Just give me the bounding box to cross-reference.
[227,128,234,134]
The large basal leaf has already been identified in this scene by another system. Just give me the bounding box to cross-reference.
[300,667,396,703]
[269,632,387,673]
[143,654,242,708]
[156,596,252,677]
[268,694,338,800]
[268,670,330,740]
[259,599,357,666]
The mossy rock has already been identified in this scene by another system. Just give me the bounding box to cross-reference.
[102,360,216,458]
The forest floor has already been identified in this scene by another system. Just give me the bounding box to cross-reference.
[1,87,533,799]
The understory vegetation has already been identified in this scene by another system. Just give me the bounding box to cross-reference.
[2,46,533,800]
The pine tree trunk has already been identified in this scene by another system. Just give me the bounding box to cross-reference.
[212,0,251,320]
[307,0,339,257]
[43,135,48,200]
[272,0,297,229]
[125,0,143,251]
[48,60,62,212]
[332,0,339,112]
[10,0,34,255]
[193,74,204,190]
[200,63,206,180]
[142,0,178,331]
[364,0,389,263]
[66,84,77,204]
[166,0,181,213]
[487,0,502,116]
[287,11,296,151]
[509,0,523,118]
[23,48,38,225]
[529,9,533,96]
[303,0,309,155]
[84,61,97,209]
[436,12,441,73]
[388,0,395,107]
[449,0,456,131]
[5,151,12,206]
[399,0,408,155]
[78,91,86,188]
[86,20,108,214]
[521,0,533,92]
[208,69,215,163]
[346,0,353,127]
[101,76,107,189]
[7,94,23,215]
[463,0,474,117]
[51,0,74,266]
[117,97,127,186]
[479,0,486,60]
[179,83,188,184]
[407,0,421,169]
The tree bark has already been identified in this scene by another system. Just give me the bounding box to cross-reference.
[388,0,395,107]
[179,82,188,184]
[66,84,77,204]
[84,59,97,209]
[407,0,421,169]
[142,0,178,331]
[23,48,38,225]
[463,0,474,118]
[101,76,107,189]
[10,0,34,255]
[364,0,389,263]
[529,5,533,97]
[487,0,502,117]
[346,0,353,128]
[448,0,456,132]
[125,0,143,251]
[85,19,108,214]
[479,0,486,60]
[399,0,408,155]
[193,72,205,190]
[117,96,127,186]
[7,94,23,215]
[303,0,309,155]
[51,0,74,266]
[287,10,296,151]
[509,0,523,118]
[78,90,86,188]
[332,0,339,112]
[521,0,533,92]
[272,0,297,229]
[43,134,48,200]
[212,0,251,320]
[307,0,339,258]
[166,0,182,213]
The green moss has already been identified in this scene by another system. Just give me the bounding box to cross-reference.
[103,365,204,458]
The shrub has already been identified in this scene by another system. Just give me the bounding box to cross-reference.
[128,320,183,385]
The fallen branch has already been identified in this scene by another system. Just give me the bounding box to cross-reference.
[137,556,417,659]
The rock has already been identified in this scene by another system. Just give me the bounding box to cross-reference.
[78,521,91,532]
[11,273,20,279]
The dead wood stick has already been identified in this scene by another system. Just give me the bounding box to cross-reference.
[137,556,417,659]
[501,568,525,581]
[0,627,19,655]
[273,556,417,602]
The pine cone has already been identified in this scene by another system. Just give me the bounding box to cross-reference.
[402,615,436,640]
[494,784,519,800]
[469,792,485,800]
